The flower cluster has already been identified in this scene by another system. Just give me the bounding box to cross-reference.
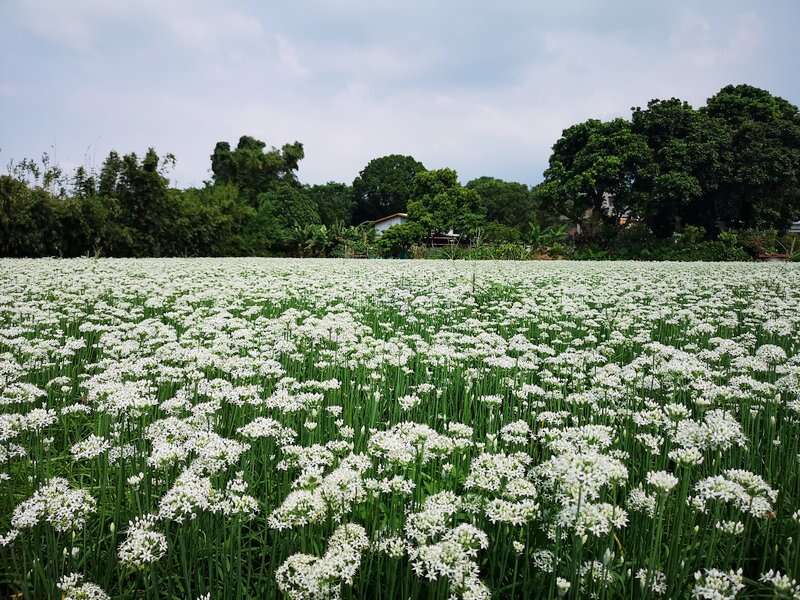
[275,523,369,600]
[0,258,798,598]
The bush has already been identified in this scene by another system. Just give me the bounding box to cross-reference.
[477,223,522,244]
[528,224,568,256]
[668,240,750,262]
[570,224,753,261]
[377,222,426,257]
[738,229,778,256]
[493,243,530,260]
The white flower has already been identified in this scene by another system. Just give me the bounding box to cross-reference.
[627,488,656,517]
[372,532,407,558]
[275,523,369,600]
[646,470,679,494]
[759,570,800,596]
[237,417,296,445]
[692,568,744,599]
[11,477,95,533]
[556,501,628,540]
[57,573,110,600]
[535,448,627,502]
[692,470,777,518]
[70,434,112,460]
[118,514,168,569]
[499,420,531,445]
[755,344,787,365]
[368,422,454,466]
[636,568,667,595]
[715,520,745,536]
[398,394,422,411]
[532,549,556,573]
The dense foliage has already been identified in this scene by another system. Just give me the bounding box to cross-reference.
[351,155,426,224]
[540,85,800,240]
[0,259,799,599]
[1,84,799,259]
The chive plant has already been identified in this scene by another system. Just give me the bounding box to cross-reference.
[0,258,798,599]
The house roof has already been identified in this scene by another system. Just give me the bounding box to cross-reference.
[371,212,408,225]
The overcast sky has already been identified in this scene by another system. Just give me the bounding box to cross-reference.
[1,1,798,188]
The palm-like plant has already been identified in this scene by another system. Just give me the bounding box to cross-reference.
[291,224,330,257]
[528,223,568,255]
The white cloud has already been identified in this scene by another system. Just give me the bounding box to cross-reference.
[670,11,764,70]
[0,82,19,98]
[275,35,310,78]
[0,0,791,188]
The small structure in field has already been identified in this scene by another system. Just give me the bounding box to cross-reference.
[370,213,461,246]
[429,230,460,247]
[372,213,408,236]
[753,220,800,261]
[757,252,790,262]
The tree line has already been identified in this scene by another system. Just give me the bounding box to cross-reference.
[2,83,799,259]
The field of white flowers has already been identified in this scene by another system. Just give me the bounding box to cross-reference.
[1,258,799,600]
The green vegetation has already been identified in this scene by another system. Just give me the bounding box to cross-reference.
[1,259,799,598]
[2,84,799,259]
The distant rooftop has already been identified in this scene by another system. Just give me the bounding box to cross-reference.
[371,212,408,225]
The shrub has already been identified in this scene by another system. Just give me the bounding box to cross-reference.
[377,222,426,257]
[477,223,522,244]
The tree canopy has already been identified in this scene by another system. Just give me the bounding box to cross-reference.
[542,84,800,238]
[407,168,485,237]
[307,182,353,227]
[211,136,305,203]
[465,176,534,234]
[2,83,799,259]
[541,118,653,236]
[351,154,426,223]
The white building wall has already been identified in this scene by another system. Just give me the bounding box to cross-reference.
[374,215,407,236]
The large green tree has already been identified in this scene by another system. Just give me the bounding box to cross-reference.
[352,154,426,223]
[211,136,305,203]
[407,168,485,238]
[163,184,255,256]
[465,176,534,233]
[541,118,653,237]
[0,175,60,257]
[246,181,321,254]
[702,84,800,231]
[96,148,175,255]
[307,182,353,227]
[56,193,128,257]
[630,98,728,236]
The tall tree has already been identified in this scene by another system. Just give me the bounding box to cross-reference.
[541,118,653,237]
[96,148,175,255]
[307,182,353,227]
[246,182,321,254]
[211,136,305,203]
[0,175,60,257]
[630,98,727,236]
[98,151,122,198]
[352,154,426,223]
[702,84,800,231]
[407,168,485,237]
[163,184,254,257]
[465,177,534,233]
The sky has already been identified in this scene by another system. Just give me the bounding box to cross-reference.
[1,1,799,188]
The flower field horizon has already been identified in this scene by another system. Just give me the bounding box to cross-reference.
[1,258,799,599]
